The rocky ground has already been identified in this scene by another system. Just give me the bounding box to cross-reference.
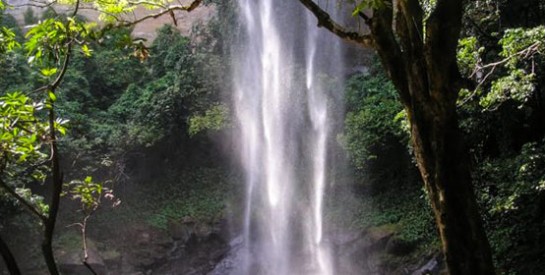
[52,217,231,275]
[50,219,444,275]
[1,207,443,275]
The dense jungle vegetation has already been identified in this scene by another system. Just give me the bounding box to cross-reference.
[1,0,545,274]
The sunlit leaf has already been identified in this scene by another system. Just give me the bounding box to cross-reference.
[48,91,57,102]
[41,67,58,77]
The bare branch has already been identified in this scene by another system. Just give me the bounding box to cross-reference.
[457,41,542,107]
[298,0,374,48]
[474,41,541,73]
[9,0,57,9]
[118,0,203,27]
[370,6,412,106]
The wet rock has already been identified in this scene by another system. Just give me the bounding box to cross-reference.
[167,218,193,242]
[367,224,398,251]
[152,223,229,275]
[385,236,416,256]
[411,255,444,275]
[209,236,244,275]
[121,226,173,271]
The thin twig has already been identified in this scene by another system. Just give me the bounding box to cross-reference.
[117,0,203,27]
[9,1,57,9]
[472,41,541,75]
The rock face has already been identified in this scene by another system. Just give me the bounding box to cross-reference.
[150,218,230,275]
[53,218,230,275]
[208,236,244,275]
[113,219,229,275]
[42,220,442,275]
[326,225,441,275]
[411,257,442,275]
[120,227,173,273]
[206,224,443,275]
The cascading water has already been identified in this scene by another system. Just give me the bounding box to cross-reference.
[230,0,346,274]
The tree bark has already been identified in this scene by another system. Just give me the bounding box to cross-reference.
[299,0,496,274]
[406,96,495,274]
[0,235,21,275]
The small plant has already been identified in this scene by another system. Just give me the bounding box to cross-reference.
[63,176,120,272]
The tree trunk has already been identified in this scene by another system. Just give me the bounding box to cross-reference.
[406,97,495,274]
[0,235,21,275]
[369,0,497,272]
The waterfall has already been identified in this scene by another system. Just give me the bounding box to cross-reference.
[231,1,345,274]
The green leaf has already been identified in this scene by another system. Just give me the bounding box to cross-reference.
[81,44,92,57]
[41,67,58,77]
[352,0,388,16]
[48,91,57,102]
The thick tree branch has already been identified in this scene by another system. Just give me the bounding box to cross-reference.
[425,0,464,104]
[298,0,374,47]
[397,0,424,53]
[394,0,431,105]
[370,7,411,106]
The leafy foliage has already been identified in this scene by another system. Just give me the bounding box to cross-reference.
[188,104,229,136]
[481,68,536,108]
[0,92,47,164]
[64,176,119,211]
[352,185,435,242]
[98,168,233,230]
[340,63,406,169]
[457,36,483,76]
[475,140,545,273]
[458,26,545,110]
[0,0,230,273]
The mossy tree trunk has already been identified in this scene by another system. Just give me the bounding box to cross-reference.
[299,0,495,273]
